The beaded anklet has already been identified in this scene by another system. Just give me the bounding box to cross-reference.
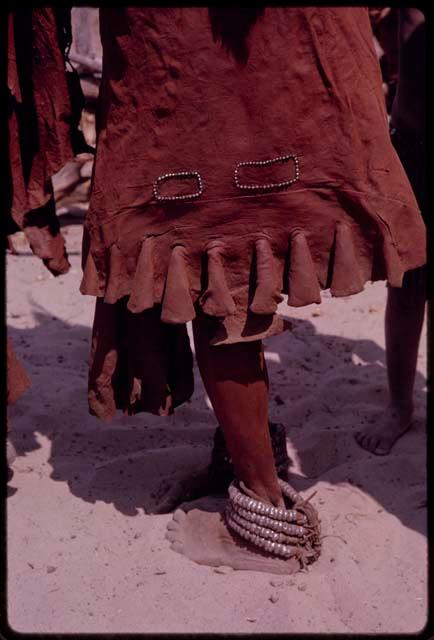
[225,478,321,562]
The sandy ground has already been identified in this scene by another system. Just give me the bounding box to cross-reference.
[6,218,427,634]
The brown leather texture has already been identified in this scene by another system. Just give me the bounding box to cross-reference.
[79,8,425,418]
[7,9,78,225]
[6,340,31,406]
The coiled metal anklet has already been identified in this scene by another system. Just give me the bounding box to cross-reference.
[225,478,321,561]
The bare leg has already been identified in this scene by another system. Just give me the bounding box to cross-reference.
[165,319,302,573]
[355,269,426,455]
[192,319,284,507]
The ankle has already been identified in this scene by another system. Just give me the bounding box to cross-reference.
[241,479,285,508]
[389,400,414,419]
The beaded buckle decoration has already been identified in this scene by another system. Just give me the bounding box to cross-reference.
[225,478,321,563]
[153,170,204,202]
[234,154,300,191]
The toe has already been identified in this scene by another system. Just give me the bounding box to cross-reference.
[173,509,187,524]
[372,440,391,456]
[365,436,378,452]
[166,520,180,532]
[170,541,184,554]
[165,529,179,543]
[373,447,390,456]
[355,433,368,450]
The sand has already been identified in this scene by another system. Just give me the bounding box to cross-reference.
[6,219,427,634]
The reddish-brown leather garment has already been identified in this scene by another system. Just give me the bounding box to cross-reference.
[6,8,78,276]
[6,9,79,405]
[81,8,426,419]
[6,340,30,406]
[7,9,77,223]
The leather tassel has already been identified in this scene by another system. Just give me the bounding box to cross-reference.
[330,222,364,297]
[382,234,404,288]
[104,244,126,304]
[287,231,321,307]
[250,237,283,314]
[161,245,196,323]
[200,241,236,317]
[127,237,155,313]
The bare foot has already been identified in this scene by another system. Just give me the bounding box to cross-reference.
[7,439,17,466]
[165,507,301,574]
[354,405,413,455]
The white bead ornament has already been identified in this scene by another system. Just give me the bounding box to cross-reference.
[225,475,319,559]
[227,505,307,542]
[230,503,307,535]
[225,510,296,558]
[153,170,204,201]
[234,153,300,191]
[228,480,306,523]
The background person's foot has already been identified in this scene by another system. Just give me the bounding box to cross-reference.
[354,405,413,455]
[7,439,17,467]
[165,504,302,575]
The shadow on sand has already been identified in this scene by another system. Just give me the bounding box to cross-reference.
[7,305,426,538]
